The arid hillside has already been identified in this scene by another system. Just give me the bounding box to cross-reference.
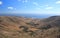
[0,16,60,38]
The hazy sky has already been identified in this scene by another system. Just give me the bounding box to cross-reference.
[0,0,60,15]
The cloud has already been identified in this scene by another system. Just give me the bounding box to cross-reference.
[56,1,60,4]
[8,7,14,10]
[22,0,28,3]
[45,7,53,9]
[0,1,3,5]
[45,5,49,7]
[33,2,39,6]
[36,7,40,9]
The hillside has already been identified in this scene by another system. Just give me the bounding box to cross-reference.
[0,16,60,38]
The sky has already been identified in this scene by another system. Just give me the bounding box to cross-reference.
[0,0,60,15]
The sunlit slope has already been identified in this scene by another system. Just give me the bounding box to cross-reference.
[0,16,60,38]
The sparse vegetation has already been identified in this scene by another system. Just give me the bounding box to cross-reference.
[0,16,60,38]
[19,26,28,32]
[40,24,52,30]
[26,22,39,27]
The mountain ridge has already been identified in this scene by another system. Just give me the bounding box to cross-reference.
[0,16,60,38]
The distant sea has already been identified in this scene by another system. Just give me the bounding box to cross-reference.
[0,13,55,18]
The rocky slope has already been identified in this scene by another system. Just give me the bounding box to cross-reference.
[0,16,60,38]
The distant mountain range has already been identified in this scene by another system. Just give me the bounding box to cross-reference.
[0,13,55,18]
